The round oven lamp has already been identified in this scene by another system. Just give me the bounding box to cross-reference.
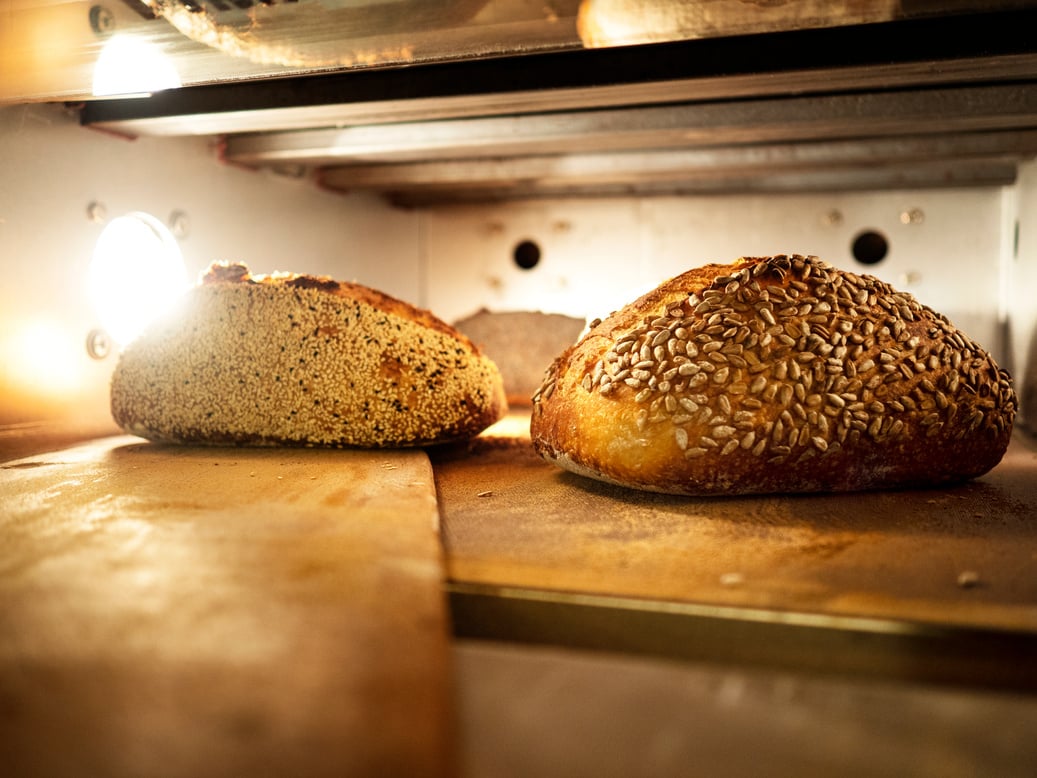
[88,212,188,346]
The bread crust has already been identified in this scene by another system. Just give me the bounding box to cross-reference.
[531,255,1017,495]
[111,262,507,447]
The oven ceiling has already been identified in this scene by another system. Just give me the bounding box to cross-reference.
[81,9,1037,204]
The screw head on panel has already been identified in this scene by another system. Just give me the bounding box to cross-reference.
[89,5,115,37]
[900,208,925,225]
[169,210,190,238]
[821,209,843,226]
[87,201,107,223]
[86,328,112,360]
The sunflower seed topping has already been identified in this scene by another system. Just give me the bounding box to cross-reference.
[545,254,1016,481]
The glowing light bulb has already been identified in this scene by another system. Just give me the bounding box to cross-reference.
[88,212,188,345]
[92,35,181,98]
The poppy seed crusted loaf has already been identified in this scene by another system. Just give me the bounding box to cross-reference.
[531,254,1016,495]
[111,262,507,448]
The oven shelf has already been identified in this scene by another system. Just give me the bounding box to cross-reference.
[432,427,1037,665]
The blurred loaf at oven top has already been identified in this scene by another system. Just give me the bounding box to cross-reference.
[453,309,586,406]
[531,254,1017,495]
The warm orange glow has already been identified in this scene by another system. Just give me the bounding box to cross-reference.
[0,1,94,101]
[3,319,83,396]
[480,411,532,440]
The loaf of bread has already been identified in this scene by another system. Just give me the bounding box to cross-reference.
[111,262,507,448]
[453,309,587,407]
[531,254,1017,495]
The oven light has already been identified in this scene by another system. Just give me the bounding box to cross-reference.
[88,212,188,346]
[92,35,181,98]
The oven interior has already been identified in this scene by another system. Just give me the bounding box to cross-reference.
[2,3,1037,776]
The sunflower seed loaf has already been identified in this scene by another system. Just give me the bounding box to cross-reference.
[530,254,1017,495]
[111,262,507,447]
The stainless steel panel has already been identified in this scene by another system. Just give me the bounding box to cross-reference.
[225,85,1037,167]
[317,131,1037,204]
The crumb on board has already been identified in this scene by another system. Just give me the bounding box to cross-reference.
[957,570,981,588]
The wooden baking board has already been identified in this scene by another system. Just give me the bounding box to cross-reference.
[433,421,1037,635]
[0,437,453,778]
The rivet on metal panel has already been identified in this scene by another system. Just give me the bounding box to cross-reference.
[821,209,843,226]
[86,329,111,360]
[87,201,107,224]
[89,5,116,37]
[898,271,922,286]
[169,210,190,238]
[900,208,925,225]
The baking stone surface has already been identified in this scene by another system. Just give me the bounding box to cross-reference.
[433,430,1037,633]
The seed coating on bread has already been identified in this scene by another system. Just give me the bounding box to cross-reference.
[531,254,1016,495]
[111,262,507,447]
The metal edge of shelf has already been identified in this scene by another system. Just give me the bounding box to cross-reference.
[447,582,1037,694]
[221,84,1037,165]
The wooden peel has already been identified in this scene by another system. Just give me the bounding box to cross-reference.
[0,437,454,778]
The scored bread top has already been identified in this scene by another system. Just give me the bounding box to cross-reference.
[531,254,1017,495]
[111,262,507,447]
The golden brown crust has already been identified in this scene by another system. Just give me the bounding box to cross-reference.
[531,254,1017,495]
[112,262,507,448]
